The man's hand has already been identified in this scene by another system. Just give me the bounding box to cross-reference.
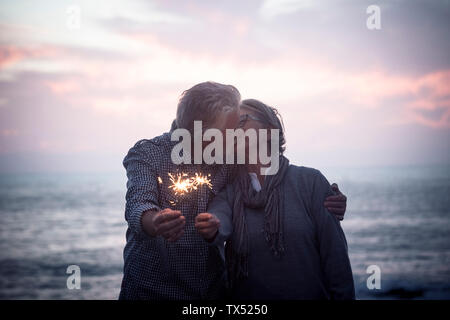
[141,208,186,242]
[195,213,220,241]
[324,183,347,220]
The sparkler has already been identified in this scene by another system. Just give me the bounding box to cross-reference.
[166,172,212,195]
[168,173,193,195]
[192,173,213,190]
[157,173,213,208]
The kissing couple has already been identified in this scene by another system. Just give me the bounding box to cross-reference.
[119,81,355,300]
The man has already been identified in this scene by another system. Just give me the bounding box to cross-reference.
[119,81,347,300]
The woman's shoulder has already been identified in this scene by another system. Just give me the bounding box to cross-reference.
[214,181,236,203]
[287,165,322,181]
[285,165,331,192]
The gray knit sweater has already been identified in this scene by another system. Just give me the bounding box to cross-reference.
[207,165,355,300]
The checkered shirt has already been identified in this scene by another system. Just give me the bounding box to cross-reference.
[119,131,235,300]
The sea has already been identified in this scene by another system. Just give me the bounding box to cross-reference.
[0,165,449,299]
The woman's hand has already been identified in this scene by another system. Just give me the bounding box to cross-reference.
[195,213,220,241]
[324,183,347,220]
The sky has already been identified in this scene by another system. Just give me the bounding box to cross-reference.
[0,0,449,172]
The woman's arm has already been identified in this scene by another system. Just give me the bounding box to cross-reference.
[195,186,234,246]
[311,170,355,300]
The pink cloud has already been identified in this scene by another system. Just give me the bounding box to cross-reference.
[343,69,450,128]
[0,46,25,68]
[45,79,81,95]
[1,129,19,137]
[0,45,61,69]
[406,70,450,128]
[416,71,450,98]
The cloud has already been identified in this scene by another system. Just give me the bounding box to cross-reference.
[91,0,193,25]
[259,0,315,20]
[0,46,24,68]
[1,0,449,170]
[1,128,18,137]
[346,69,450,128]
[0,45,61,69]
[45,79,81,95]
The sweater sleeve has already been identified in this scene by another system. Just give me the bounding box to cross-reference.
[207,186,234,246]
[123,142,161,237]
[311,170,355,300]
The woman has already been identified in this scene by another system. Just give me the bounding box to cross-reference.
[195,99,355,299]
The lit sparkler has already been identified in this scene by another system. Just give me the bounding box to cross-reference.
[165,172,213,195]
[192,173,213,190]
[157,173,212,208]
[168,173,193,195]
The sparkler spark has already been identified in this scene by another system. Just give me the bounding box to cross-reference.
[168,173,192,195]
[167,172,212,195]
[192,173,213,190]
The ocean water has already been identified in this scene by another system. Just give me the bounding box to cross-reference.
[0,165,449,300]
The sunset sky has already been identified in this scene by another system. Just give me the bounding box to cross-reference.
[0,0,449,172]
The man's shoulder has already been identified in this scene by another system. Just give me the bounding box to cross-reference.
[123,132,172,166]
[132,132,172,150]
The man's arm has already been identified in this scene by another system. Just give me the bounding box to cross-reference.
[123,142,185,241]
[324,183,347,220]
[312,171,355,300]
